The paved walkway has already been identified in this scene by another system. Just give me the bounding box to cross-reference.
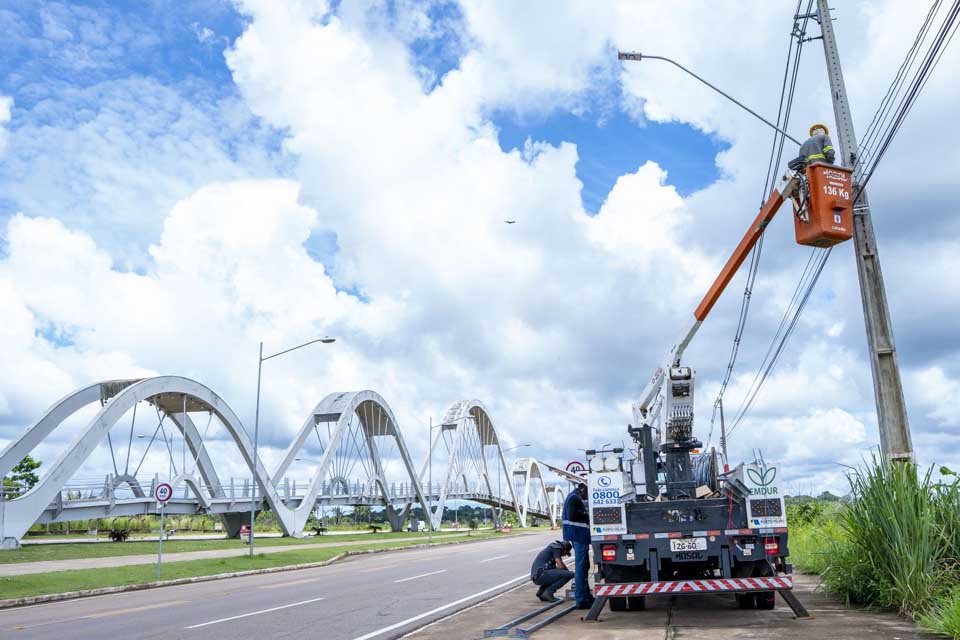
[411,573,937,639]
[0,532,494,577]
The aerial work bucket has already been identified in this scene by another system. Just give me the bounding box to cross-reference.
[794,163,854,247]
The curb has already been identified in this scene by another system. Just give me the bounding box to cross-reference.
[0,533,519,610]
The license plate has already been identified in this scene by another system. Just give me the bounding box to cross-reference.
[670,537,707,552]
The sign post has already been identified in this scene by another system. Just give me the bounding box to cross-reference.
[565,461,585,475]
[154,482,173,580]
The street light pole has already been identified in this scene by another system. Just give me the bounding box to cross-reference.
[428,416,433,545]
[250,341,263,558]
[249,336,336,557]
[617,52,801,145]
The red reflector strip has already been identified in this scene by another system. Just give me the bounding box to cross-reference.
[604,535,619,541]
[667,532,682,539]
[774,527,788,533]
[706,530,722,536]
[594,575,793,596]
[635,533,650,540]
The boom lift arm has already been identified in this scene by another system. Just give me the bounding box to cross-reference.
[633,172,801,429]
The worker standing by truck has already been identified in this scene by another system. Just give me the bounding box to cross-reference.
[562,482,595,609]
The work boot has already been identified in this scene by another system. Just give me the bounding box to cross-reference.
[576,597,596,610]
[535,585,546,599]
[538,591,560,603]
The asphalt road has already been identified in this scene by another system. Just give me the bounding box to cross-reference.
[0,530,557,640]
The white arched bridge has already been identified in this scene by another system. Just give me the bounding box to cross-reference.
[0,377,578,549]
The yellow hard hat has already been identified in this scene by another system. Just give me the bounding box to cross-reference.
[809,123,829,136]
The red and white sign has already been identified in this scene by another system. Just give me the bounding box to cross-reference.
[595,576,792,597]
[566,461,585,474]
[154,482,173,504]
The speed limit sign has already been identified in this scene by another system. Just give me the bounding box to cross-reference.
[154,482,173,504]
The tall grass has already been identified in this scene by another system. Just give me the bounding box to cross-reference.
[793,457,960,636]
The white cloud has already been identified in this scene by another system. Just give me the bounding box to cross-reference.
[3,1,960,494]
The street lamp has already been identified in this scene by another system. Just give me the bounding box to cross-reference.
[497,443,530,528]
[249,336,336,557]
[617,51,801,145]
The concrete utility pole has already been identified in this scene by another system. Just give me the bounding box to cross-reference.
[815,0,913,461]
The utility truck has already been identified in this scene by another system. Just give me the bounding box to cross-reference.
[584,161,855,619]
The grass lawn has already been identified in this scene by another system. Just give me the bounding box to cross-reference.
[0,532,505,600]
[0,530,483,564]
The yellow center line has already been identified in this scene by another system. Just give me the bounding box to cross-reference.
[83,600,191,619]
[259,577,326,589]
[12,600,189,630]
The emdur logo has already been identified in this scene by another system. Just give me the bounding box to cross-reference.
[747,466,777,487]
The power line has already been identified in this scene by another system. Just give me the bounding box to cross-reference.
[725,0,960,439]
[706,1,813,448]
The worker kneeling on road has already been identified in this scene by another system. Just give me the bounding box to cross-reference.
[789,123,836,171]
[562,482,595,609]
[530,540,573,602]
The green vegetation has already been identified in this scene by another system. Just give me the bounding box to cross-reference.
[788,458,960,638]
[0,533,504,600]
[3,454,41,497]
[0,530,487,564]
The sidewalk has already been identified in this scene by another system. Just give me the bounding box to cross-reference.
[0,532,491,577]
[409,573,937,639]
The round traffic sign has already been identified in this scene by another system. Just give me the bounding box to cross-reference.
[566,461,585,474]
[154,482,173,504]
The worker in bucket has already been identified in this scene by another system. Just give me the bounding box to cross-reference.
[562,481,595,609]
[530,540,573,602]
[788,123,836,171]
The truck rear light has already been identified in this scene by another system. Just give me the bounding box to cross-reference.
[763,536,779,555]
[601,544,617,561]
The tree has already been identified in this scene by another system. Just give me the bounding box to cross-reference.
[4,455,42,497]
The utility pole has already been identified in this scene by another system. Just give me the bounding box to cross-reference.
[815,0,913,461]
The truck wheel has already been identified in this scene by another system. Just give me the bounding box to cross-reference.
[628,596,646,611]
[609,597,628,611]
[736,593,756,609]
[756,591,776,609]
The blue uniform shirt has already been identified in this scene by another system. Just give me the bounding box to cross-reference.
[561,490,590,544]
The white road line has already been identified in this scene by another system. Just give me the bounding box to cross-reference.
[183,596,325,629]
[351,574,528,640]
[393,569,448,583]
[478,554,510,563]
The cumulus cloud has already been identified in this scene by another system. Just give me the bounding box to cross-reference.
[3,1,960,494]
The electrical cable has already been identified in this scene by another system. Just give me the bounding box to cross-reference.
[705,1,812,448]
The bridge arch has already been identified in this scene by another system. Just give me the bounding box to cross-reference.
[0,376,289,547]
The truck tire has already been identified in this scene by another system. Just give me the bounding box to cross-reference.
[736,593,757,609]
[755,591,776,609]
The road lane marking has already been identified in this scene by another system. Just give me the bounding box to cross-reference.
[358,563,397,573]
[259,577,325,589]
[184,596,325,629]
[393,569,447,583]
[478,555,510,563]
[84,600,191,619]
[12,600,189,629]
[351,574,528,640]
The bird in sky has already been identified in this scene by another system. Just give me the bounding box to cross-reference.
[504,220,516,224]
